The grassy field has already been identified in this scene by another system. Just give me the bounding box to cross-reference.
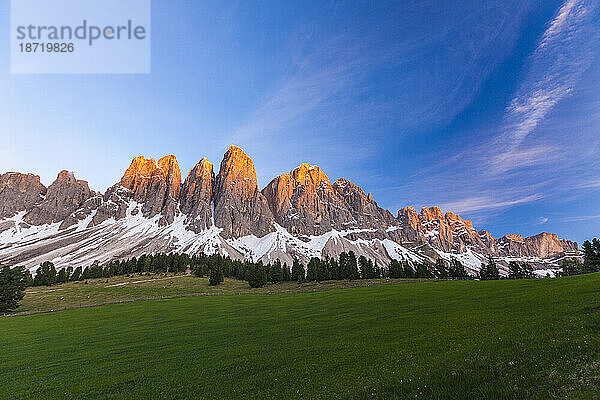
[16,273,425,314]
[1,274,599,399]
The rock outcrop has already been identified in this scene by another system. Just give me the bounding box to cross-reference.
[213,146,274,238]
[416,207,489,253]
[23,171,92,227]
[0,145,579,271]
[496,232,578,258]
[0,172,46,218]
[395,206,577,259]
[262,164,397,237]
[180,158,214,232]
[332,178,397,230]
[119,155,181,224]
[262,163,353,235]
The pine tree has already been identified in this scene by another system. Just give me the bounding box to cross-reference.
[281,263,291,281]
[359,256,377,279]
[582,239,600,273]
[56,268,69,284]
[209,265,224,286]
[291,259,305,283]
[479,256,500,280]
[415,263,432,278]
[306,258,320,282]
[434,258,448,279]
[0,265,27,314]
[560,258,584,276]
[70,266,82,281]
[23,270,34,287]
[403,261,415,278]
[270,260,282,283]
[448,259,467,279]
[328,258,340,280]
[507,261,521,279]
[388,259,403,278]
[248,263,267,288]
[348,251,359,280]
[33,261,57,286]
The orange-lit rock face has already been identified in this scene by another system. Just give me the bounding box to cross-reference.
[119,155,181,223]
[290,163,330,189]
[398,207,421,230]
[398,204,577,258]
[396,206,492,253]
[263,164,345,235]
[180,158,214,232]
[263,164,397,236]
[213,146,274,238]
[120,155,181,202]
[216,146,257,188]
[503,234,524,242]
[497,232,577,258]
[419,206,444,221]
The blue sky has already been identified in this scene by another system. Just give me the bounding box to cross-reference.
[0,0,599,243]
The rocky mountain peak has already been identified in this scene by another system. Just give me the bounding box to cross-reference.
[118,155,181,223]
[444,211,474,229]
[332,178,360,194]
[419,206,444,221]
[213,146,274,238]
[497,232,577,258]
[503,234,524,242]
[180,157,214,232]
[217,145,258,187]
[291,163,331,190]
[397,206,422,231]
[23,170,92,227]
[0,172,47,219]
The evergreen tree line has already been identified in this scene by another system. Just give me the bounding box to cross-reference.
[560,238,600,276]
[17,250,472,290]
[15,238,600,291]
[478,256,534,280]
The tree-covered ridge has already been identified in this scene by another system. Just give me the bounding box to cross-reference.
[2,237,599,314]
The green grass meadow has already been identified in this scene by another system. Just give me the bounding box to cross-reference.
[1,274,599,399]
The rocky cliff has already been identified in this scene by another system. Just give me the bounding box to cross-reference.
[262,164,398,237]
[0,172,46,219]
[119,155,181,224]
[213,146,274,239]
[395,205,576,259]
[180,158,214,232]
[0,145,579,273]
[262,163,353,235]
[496,232,578,258]
[23,170,92,228]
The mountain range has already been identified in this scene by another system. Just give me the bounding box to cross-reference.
[0,145,579,275]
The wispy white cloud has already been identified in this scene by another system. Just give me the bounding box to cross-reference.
[575,179,600,189]
[440,194,542,213]
[538,217,549,224]
[224,30,396,149]
[539,0,588,48]
[490,0,597,173]
[488,144,559,174]
[560,214,600,222]
[225,1,534,156]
